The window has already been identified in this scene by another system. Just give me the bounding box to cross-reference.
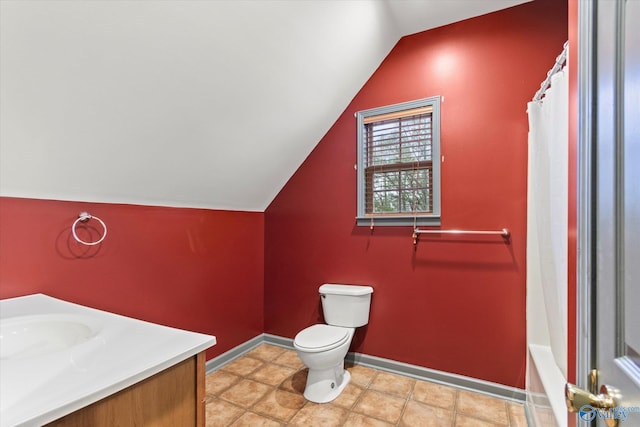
[356,97,440,226]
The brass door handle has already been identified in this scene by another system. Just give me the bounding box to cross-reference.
[565,383,620,427]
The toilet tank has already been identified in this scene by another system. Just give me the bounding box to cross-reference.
[319,284,374,327]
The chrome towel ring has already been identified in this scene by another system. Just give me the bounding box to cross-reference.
[72,212,107,246]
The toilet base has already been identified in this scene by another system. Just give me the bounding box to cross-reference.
[303,362,351,403]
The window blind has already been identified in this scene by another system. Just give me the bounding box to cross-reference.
[363,109,433,215]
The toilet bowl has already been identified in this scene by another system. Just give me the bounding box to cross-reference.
[294,325,354,403]
[294,284,373,403]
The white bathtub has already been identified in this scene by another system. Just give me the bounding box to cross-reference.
[0,294,216,427]
[526,344,567,427]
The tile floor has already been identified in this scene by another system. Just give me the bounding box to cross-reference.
[205,344,527,427]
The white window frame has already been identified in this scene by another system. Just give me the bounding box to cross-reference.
[356,96,441,227]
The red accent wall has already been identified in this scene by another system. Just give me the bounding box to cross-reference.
[0,197,264,360]
[265,0,568,388]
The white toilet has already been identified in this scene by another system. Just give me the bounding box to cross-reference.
[294,284,374,403]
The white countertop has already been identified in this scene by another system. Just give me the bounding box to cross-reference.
[0,294,216,427]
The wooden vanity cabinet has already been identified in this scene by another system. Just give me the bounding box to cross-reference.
[46,352,206,427]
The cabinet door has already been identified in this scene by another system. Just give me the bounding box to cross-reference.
[48,355,199,427]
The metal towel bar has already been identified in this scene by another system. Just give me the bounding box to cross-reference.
[412,228,510,245]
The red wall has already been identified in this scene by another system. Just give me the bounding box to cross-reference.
[265,0,568,388]
[0,197,264,360]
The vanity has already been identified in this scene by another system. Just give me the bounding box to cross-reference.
[0,294,216,427]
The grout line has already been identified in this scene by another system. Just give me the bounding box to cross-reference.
[395,381,414,426]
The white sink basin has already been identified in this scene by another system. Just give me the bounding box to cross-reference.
[1,294,216,426]
[0,314,99,360]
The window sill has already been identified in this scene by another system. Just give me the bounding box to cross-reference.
[355,216,441,227]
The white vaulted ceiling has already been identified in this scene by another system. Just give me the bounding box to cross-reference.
[0,0,529,211]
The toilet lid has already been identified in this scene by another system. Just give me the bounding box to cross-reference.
[294,324,350,351]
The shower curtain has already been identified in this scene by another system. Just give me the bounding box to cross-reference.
[526,67,569,378]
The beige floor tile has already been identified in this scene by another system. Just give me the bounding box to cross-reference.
[279,369,308,394]
[454,413,506,427]
[245,344,287,362]
[249,363,297,386]
[229,411,283,426]
[252,388,307,422]
[508,402,528,427]
[457,390,509,425]
[411,380,458,410]
[369,371,415,399]
[205,397,244,427]
[332,382,365,409]
[345,364,378,388]
[222,356,264,376]
[206,370,241,395]
[272,349,305,369]
[289,403,348,426]
[353,390,406,424]
[400,400,455,427]
[343,412,395,426]
[220,379,273,408]
[206,354,523,427]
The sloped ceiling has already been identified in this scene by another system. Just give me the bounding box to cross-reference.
[0,0,530,211]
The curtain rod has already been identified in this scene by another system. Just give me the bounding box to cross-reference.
[532,41,569,102]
